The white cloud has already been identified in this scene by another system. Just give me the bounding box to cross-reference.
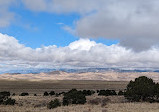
[21,0,159,51]
[22,0,100,14]
[74,0,159,51]
[1,33,159,71]
[0,0,16,27]
[1,0,159,72]
[22,0,48,12]
[1,0,159,51]
[68,39,96,51]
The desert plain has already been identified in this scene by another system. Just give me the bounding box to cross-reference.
[0,72,159,112]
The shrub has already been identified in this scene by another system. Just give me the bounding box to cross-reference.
[82,90,94,96]
[55,93,59,97]
[110,90,117,95]
[118,90,124,96]
[49,91,55,96]
[3,98,16,105]
[101,98,110,107]
[82,90,95,96]
[43,91,49,96]
[34,94,37,96]
[12,93,15,96]
[82,90,88,96]
[89,98,101,105]
[0,95,5,104]
[124,76,156,102]
[0,91,16,105]
[91,90,96,94]
[98,90,105,96]
[56,92,65,96]
[60,92,66,95]
[63,89,86,106]
[0,91,10,97]
[155,83,159,99]
[88,97,110,107]
[98,90,117,96]
[20,92,29,96]
[47,99,61,109]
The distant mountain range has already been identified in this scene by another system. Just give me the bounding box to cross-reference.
[1,69,159,81]
[1,67,159,74]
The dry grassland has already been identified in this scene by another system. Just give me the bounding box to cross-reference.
[0,80,158,112]
[0,96,159,112]
[0,80,128,94]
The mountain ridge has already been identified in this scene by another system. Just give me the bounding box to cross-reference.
[1,67,159,74]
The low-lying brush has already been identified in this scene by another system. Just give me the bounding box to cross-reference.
[118,90,124,96]
[88,98,101,105]
[20,92,29,96]
[0,91,10,97]
[43,91,49,96]
[0,91,16,105]
[49,91,55,96]
[47,99,61,109]
[82,90,95,96]
[88,98,110,107]
[63,89,86,106]
[98,90,117,96]
[101,98,110,107]
[3,98,16,105]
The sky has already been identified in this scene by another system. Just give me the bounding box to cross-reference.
[1,0,159,72]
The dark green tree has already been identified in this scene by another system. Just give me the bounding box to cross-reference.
[43,91,49,96]
[63,89,86,106]
[154,83,159,99]
[0,91,10,97]
[82,90,95,96]
[20,92,29,96]
[98,89,117,96]
[49,91,55,96]
[125,76,156,102]
[118,90,124,96]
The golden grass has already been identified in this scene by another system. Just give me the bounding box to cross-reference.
[1,103,159,112]
[107,103,159,112]
[0,95,158,112]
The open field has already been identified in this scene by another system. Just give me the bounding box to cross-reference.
[1,103,159,112]
[0,95,159,112]
[0,80,159,112]
[0,80,128,94]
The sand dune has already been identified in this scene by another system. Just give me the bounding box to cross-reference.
[0,71,159,81]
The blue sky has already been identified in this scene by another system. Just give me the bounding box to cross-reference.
[0,4,118,49]
[1,0,159,72]
[0,7,80,48]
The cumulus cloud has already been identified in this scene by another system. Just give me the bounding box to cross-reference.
[75,0,159,51]
[1,33,159,71]
[0,0,15,27]
[1,0,159,51]
[21,0,159,51]
[22,0,99,14]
